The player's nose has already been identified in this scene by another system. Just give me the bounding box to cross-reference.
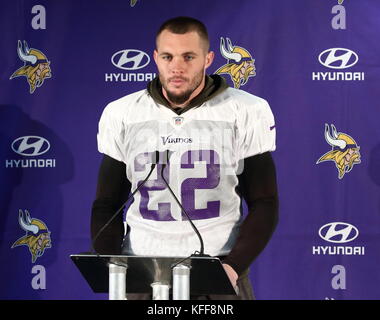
[170,57,185,73]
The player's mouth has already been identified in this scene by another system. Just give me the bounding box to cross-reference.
[169,77,188,86]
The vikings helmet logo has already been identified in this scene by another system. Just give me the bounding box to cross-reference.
[214,37,256,89]
[9,40,52,94]
[316,124,361,179]
[11,210,52,263]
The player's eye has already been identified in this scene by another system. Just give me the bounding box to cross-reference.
[161,55,172,61]
[184,55,194,61]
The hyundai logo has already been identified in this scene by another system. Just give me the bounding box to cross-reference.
[111,49,150,70]
[11,136,50,156]
[318,222,359,243]
[318,48,359,69]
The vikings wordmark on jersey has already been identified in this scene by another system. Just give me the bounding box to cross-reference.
[97,87,275,257]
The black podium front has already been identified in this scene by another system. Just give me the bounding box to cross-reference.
[71,253,236,299]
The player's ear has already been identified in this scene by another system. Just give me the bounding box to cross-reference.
[153,49,158,65]
[205,51,214,70]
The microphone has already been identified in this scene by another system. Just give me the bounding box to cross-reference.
[160,150,208,257]
[91,151,160,254]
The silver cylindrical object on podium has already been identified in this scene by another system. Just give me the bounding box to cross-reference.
[109,263,127,300]
[172,264,190,300]
[151,282,170,300]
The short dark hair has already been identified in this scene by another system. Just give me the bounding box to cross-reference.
[156,16,210,51]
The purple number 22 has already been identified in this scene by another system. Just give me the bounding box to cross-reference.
[134,150,220,221]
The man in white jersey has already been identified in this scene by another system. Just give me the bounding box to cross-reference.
[91,17,279,300]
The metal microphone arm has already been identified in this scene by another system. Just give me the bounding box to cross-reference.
[160,157,207,256]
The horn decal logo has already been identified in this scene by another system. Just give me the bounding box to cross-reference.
[9,40,52,94]
[11,210,52,263]
[316,124,361,179]
[214,37,256,89]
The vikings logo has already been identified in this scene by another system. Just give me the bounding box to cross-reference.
[9,40,52,94]
[316,124,361,179]
[338,0,344,4]
[11,210,52,263]
[130,0,138,6]
[214,37,256,89]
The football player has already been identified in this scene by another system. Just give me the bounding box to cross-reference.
[91,16,279,300]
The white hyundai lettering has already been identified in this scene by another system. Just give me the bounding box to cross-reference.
[318,222,359,243]
[318,48,358,69]
[111,49,150,70]
[11,136,50,156]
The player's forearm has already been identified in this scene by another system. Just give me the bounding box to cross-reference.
[91,198,125,254]
[90,155,131,254]
[223,197,279,276]
[223,152,279,276]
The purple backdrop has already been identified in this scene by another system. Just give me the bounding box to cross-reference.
[1,0,379,300]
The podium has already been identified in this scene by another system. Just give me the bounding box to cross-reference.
[70,253,237,300]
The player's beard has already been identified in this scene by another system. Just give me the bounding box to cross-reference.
[160,70,204,105]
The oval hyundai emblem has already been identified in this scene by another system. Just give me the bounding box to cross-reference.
[11,136,50,156]
[111,49,150,70]
[318,222,359,243]
[318,48,359,69]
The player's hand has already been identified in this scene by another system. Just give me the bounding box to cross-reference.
[222,263,238,292]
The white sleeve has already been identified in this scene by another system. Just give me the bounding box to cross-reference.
[97,102,126,163]
[238,98,276,160]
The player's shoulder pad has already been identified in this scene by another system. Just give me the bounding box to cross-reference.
[220,87,272,118]
[102,89,148,119]
[226,87,268,106]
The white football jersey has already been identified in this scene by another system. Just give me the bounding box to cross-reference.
[97,87,276,257]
